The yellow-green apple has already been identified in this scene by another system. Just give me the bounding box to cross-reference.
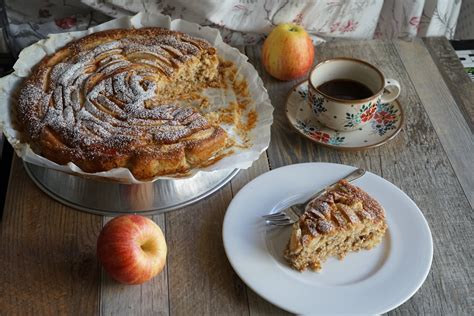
[97,215,167,285]
[262,23,314,80]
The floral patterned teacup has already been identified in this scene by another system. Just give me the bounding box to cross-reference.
[308,58,401,131]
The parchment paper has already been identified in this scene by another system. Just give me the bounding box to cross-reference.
[0,12,273,183]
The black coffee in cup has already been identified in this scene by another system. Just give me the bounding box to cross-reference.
[317,79,373,100]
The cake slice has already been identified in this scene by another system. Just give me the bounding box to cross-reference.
[284,180,387,271]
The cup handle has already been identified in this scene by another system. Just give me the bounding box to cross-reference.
[380,79,400,104]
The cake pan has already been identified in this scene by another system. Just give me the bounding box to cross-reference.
[24,161,239,216]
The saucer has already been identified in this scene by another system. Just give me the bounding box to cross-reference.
[286,81,404,150]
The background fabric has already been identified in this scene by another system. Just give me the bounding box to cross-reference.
[0,0,466,55]
[82,0,464,44]
[1,0,109,55]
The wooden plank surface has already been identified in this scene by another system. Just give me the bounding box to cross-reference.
[165,181,248,315]
[1,38,473,316]
[245,49,343,169]
[229,153,291,316]
[423,37,474,132]
[395,39,474,208]
[0,156,102,314]
[100,215,169,316]
[245,39,473,315]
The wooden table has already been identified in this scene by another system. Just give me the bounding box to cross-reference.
[1,38,473,315]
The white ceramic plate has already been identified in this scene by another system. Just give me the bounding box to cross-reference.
[223,163,432,315]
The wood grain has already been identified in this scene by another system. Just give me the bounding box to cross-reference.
[100,77,273,316]
[244,46,342,170]
[1,39,473,316]
[246,39,474,315]
[230,153,291,316]
[423,37,474,132]
[100,215,169,316]
[165,183,249,315]
[224,43,292,310]
[0,156,101,315]
[229,152,270,195]
[395,39,474,208]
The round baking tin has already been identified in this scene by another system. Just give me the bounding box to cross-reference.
[24,162,239,216]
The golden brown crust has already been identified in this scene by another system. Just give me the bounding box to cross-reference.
[17,27,230,180]
[299,179,386,236]
[284,180,387,271]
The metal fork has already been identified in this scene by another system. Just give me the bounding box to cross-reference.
[262,168,366,226]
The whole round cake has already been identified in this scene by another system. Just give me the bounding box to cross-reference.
[17,28,230,180]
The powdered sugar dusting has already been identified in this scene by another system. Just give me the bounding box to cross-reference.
[299,181,385,235]
[18,30,213,158]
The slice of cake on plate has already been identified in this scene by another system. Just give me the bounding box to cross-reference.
[284,180,387,271]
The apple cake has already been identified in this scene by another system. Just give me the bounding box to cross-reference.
[284,180,387,271]
[17,28,230,179]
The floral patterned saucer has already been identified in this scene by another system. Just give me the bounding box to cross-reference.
[286,81,403,150]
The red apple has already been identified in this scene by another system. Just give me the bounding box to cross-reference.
[262,23,314,80]
[97,215,167,284]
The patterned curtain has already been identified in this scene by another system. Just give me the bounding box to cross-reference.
[82,0,463,44]
[1,0,465,54]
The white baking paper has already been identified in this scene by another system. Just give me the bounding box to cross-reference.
[0,12,273,183]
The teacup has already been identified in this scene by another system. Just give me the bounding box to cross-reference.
[308,58,401,131]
